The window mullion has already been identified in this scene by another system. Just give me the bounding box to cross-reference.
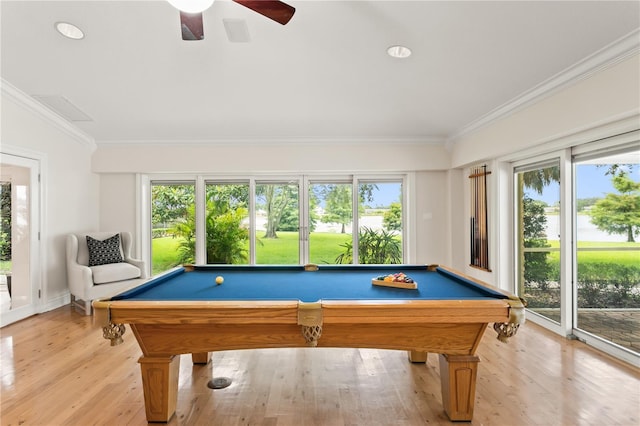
[300,176,310,264]
[249,178,256,265]
[194,176,206,264]
[352,176,359,264]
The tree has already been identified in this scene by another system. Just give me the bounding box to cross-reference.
[383,202,402,231]
[522,196,551,289]
[516,166,559,296]
[317,183,377,234]
[151,184,194,229]
[588,172,640,242]
[259,184,298,239]
[576,197,599,212]
[522,166,560,193]
[320,185,352,233]
[170,201,249,265]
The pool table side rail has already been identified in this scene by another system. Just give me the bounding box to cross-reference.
[93,299,514,326]
[437,265,525,303]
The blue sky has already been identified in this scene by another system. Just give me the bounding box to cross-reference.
[346,162,639,207]
[369,182,402,207]
[528,163,639,205]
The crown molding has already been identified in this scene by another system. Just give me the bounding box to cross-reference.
[446,28,640,151]
[1,78,96,151]
[96,136,447,147]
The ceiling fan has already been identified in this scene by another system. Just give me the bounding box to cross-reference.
[168,0,295,41]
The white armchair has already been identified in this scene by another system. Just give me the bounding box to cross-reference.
[66,231,148,315]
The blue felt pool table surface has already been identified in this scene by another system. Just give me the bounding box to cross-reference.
[113,264,509,303]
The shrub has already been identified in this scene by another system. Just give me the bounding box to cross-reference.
[335,226,401,264]
[577,263,640,308]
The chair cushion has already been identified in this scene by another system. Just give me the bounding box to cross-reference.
[90,262,142,285]
[87,234,123,266]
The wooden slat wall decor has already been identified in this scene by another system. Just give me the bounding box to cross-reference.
[469,165,491,271]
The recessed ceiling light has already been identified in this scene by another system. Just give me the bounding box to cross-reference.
[167,0,214,14]
[55,22,84,40]
[387,45,412,59]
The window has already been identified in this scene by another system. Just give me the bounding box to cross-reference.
[356,180,403,264]
[149,175,407,272]
[308,181,353,264]
[150,182,195,275]
[511,131,639,364]
[514,160,562,325]
[205,182,250,264]
[255,181,300,264]
[573,144,639,355]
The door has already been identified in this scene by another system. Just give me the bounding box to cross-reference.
[0,153,41,327]
[573,144,639,356]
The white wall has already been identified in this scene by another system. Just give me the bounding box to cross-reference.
[99,173,138,240]
[94,143,453,264]
[450,54,640,168]
[92,141,450,174]
[448,53,640,289]
[1,84,99,310]
[413,171,451,265]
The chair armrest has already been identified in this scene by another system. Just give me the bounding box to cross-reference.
[124,257,148,279]
[66,262,94,296]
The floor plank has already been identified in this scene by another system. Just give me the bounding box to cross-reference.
[1,306,638,425]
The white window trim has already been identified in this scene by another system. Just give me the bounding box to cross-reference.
[141,172,410,268]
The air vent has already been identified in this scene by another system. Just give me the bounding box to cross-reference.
[223,19,251,43]
[32,95,93,122]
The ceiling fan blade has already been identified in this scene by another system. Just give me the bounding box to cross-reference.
[233,0,295,25]
[179,12,205,40]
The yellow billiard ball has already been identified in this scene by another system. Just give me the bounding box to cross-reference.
[215,276,224,285]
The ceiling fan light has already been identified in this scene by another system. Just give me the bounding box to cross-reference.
[167,0,214,14]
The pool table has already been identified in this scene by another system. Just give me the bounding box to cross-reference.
[93,264,525,422]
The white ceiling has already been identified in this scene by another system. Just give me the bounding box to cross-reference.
[1,0,639,145]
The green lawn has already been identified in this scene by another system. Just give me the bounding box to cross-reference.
[151,232,353,275]
[151,237,183,275]
[152,234,639,276]
[254,231,352,264]
[547,241,640,266]
[0,260,11,272]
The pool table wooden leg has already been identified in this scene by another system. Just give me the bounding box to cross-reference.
[407,350,428,363]
[139,355,180,422]
[192,352,211,364]
[438,354,479,421]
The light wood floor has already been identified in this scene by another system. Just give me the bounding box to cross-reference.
[1,306,639,426]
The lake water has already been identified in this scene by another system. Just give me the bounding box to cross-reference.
[545,215,628,242]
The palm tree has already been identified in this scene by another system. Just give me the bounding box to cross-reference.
[170,201,249,265]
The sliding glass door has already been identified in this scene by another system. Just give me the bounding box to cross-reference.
[573,145,639,354]
[514,160,562,324]
[513,133,639,363]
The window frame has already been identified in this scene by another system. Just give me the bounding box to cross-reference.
[142,172,409,269]
[502,129,639,365]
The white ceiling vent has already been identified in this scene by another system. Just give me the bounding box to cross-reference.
[32,95,93,122]
[223,19,251,43]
